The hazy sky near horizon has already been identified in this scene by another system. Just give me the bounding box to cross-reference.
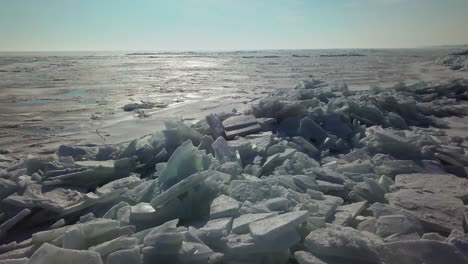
[1,0,468,51]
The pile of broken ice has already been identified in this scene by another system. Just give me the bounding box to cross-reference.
[436,50,468,71]
[1,79,468,264]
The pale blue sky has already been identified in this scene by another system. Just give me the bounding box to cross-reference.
[1,0,467,51]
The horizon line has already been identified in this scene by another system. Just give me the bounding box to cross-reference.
[1,45,467,53]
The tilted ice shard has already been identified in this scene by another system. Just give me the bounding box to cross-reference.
[305,224,383,262]
[163,120,202,153]
[211,137,238,164]
[231,213,278,234]
[157,140,210,190]
[249,210,308,241]
[388,188,465,233]
[106,247,142,264]
[209,195,241,219]
[27,243,103,264]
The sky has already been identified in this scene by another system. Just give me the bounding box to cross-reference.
[0,0,468,51]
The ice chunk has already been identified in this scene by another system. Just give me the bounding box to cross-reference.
[106,248,141,264]
[332,201,367,226]
[311,195,343,219]
[140,219,178,239]
[446,230,468,260]
[221,234,293,264]
[178,241,220,264]
[232,213,278,234]
[316,180,344,192]
[0,258,28,264]
[245,131,275,155]
[62,227,86,250]
[199,217,233,241]
[383,232,422,242]
[80,219,122,243]
[79,212,95,223]
[304,216,326,232]
[158,140,209,190]
[32,226,72,244]
[220,233,259,256]
[206,114,226,139]
[216,162,243,176]
[386,189,465,233]
[153,170,231,222]
[366,129,422,159]
[377,240,468,264]
[273,153,320,176]
[378,175,394,193]
[27,243,103,264]
[103,201,130,219]
[44,159,130,189]
[74,159,114,171]
[335,159,374,174]
[305,224,383,262]
[143,231,186,256]
[126,179,158,204]
[211,137,238,164]
[130,203,156,219]
[227,137,257,165]
[290,174,319,192]
[357,218,378,234]
[250,97,284,119]
[4,184,84,213]
[223,115,262,139]
[0,244,37,261]
[0,209,30,240]
[261,149,296,175]
[225,124,262,140]
[128,203,158,229]
[291,136,319,156]
[393,173,468,201]
[313,167,347,184]
[151,171,206,208]
[96,145,118,161]
[197,135,214,154]
[0,178,17,200]
[323,113,353,139]
[222,115,258,131]
[294,251,328,264]
[376,214,423,238]
[135,222,177,247]
[49,219,65,229]
[352,178,387,203]
[298,117,327,145]
[210,195,241,219]
[260,197,289,212]
[117,139,138,159]
[163,120,202,153]
[116,206,131,224]
[306,189,324,200]
[249,210,308,241]
[57,145,95,159]
[90,236,139,257]
[96,175,142,195]
[422,232,447,241]
[228,180,279,203]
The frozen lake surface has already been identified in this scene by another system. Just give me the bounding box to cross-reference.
[0,49,467,157]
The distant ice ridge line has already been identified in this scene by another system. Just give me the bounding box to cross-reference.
[0,78,468,263]
[436,50,468,71]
